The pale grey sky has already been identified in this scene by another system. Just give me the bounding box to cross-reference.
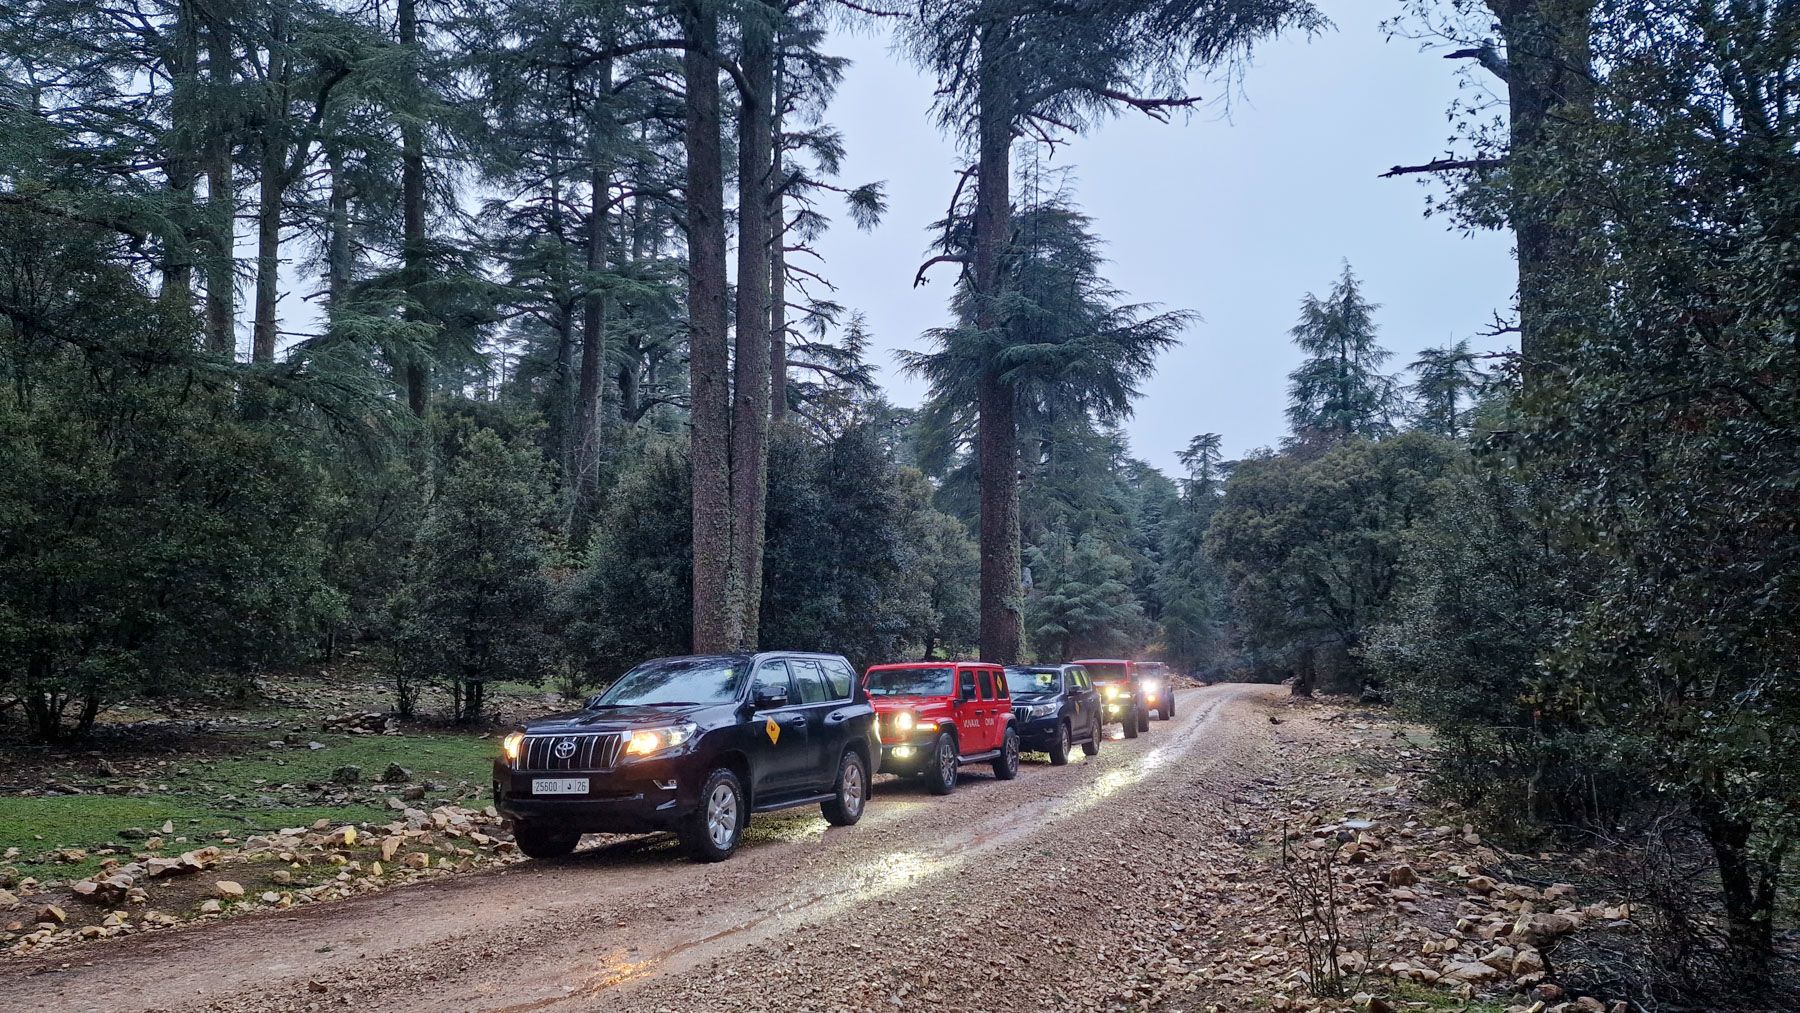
[812,2,1516,471]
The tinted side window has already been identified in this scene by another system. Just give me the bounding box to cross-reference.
[789,659,830,704]
[754,660,795,703]
[959,669,977,701]
[977,670,993,700]
[993,670,1009,699]
[819,658,854,699]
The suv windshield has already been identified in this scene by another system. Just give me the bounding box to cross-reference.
[592,657,744,707]
[1005,667,1062,695]
[866,666,955,697]
[1083,662,1129,682]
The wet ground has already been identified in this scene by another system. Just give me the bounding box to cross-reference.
[1,683,1302,1013]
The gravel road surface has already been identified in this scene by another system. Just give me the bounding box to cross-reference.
[1,683,1306,1013]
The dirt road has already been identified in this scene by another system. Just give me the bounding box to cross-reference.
[2,683,1311,1013]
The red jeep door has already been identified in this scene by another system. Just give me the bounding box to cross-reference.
[954,666,986,753]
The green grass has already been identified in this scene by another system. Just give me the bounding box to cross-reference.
[0,729,499,880]
[1383,981,1513,1012]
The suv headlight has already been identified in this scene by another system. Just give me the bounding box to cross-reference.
[1103,684,1122,700]
[893,711,916,733]
[624,722,698,758]
[1141,679,1161,698]
[501,731,525,764]
[1024,703,1058,719]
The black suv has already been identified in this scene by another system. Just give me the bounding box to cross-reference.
[1004,664,1103,764]
[493,652,879,862]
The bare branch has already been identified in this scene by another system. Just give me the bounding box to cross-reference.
[912,254,968,288]
[1381,157,1504,178]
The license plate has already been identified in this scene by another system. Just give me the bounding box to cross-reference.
[531,778,588,795]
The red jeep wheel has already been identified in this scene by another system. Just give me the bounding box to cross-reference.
[925,732,958,795]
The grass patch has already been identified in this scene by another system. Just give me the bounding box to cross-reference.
[1,729,498,880]
[1384,981,1513,1012]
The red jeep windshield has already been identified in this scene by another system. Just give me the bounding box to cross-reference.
[866,666,955,697]
[1083,662,1130,683]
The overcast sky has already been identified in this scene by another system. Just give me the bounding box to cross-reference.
[810,2,1517,473]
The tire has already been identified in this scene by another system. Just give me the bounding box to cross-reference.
[512,822,580,860]
[1138,704,1151,733]
[1081,716,1101,756]
[1122,704,1139,739]
[1048,721,1072,766]
[924,732,958,795]
[821,749,868,826]
[677,767,745,862]
[1163,690,1176,720]
[992,726,1020,780]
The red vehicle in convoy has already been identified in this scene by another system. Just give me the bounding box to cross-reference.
[862,662,1021,794]
[1074,658,1164,737]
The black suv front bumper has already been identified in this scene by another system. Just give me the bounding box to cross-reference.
[493,759,695,834]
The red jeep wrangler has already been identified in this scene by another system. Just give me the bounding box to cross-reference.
[862,662,1021,794]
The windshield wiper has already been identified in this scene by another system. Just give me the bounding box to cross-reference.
[642,700,701,706]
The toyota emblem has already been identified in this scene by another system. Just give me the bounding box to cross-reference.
[553,737,577,760]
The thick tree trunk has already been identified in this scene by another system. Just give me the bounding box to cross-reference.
[1487,0,1596,373]
[250,1,288,363]
[572,76,612,547]
[202,3,235,358]
[326,144,352,313]
[973,20,1022,664]
[162,1,200,310]
[399,0,429,416]
[730,3,775,648]
[682,0,737,652]
[1696,798,1777,975]
[768,57,788,423]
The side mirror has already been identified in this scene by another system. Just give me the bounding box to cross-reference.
[754,685,789,709]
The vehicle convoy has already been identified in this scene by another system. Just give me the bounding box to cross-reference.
[1004,664,1103,764]
[1135,661,1176,720]
[1075,659,1153,738]
[863,662,1021,794]
[494,652,879,862]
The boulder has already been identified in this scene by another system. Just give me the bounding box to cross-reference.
[381,763,411,784]
[0,888,17,908]
[1480,946,1516,971]
[214,880,245,898]
[1513,948,1546,977]
[35,904,66,925]
[1442,961,1504,985]
[330,765,362,785]
[1387,864,1418,887]
[1512,912,1580,945]
[199,899,222,914]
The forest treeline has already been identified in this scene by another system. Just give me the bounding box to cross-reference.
[1,0,1795,1003]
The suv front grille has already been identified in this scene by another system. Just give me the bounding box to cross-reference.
[521,732,623,771]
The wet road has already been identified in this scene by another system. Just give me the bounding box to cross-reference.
[0,683,1291,1013]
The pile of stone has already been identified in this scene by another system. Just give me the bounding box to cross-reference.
[320,710,398,734]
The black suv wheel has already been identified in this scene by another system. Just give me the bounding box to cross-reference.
[678,767,745,862]
[1159,691,1175,720]
[1081,716,1101,756]
[1048,720,1072,766]
[1138,705,1151,733]
[513,822,580,859]
[821,749,868,826]
[1122,703,1139,739]
[925,732,958,795]
[992,726,1020,780]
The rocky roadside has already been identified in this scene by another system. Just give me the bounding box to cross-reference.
[0,796,522,956]
[603,696,1644,1013]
